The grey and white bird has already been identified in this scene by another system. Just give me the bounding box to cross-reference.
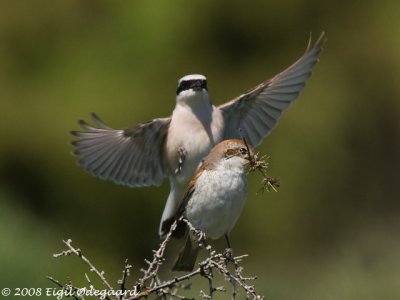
[171,139,255,271]
[71,33,324,237]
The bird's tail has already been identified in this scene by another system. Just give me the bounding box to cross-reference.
[172,233,199,272]
[159,181,186,238]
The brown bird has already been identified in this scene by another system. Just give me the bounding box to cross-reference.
[169,139,256,271]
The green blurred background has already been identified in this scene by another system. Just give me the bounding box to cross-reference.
[1,0,400,299]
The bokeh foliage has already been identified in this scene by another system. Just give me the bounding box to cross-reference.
[0,1,399,299]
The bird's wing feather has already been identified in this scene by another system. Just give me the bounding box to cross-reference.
[71,113,171,187]
[219,32,325,147]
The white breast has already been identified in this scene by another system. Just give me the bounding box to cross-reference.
[185,165,248,239]
[166,91,224,184]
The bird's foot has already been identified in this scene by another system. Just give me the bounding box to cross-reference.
[223,247,234,262]
[174,147,187,174]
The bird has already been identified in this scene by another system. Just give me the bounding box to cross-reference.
[70,33,325,238]
[170,139,255,271]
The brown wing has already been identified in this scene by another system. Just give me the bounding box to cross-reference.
[161,165,205,238]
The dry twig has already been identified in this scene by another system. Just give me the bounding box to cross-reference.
[54,239,114,292]
[248,153,280,194]
[49,219,264,299]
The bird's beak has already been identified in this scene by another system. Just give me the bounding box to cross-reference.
[248,153,258,167]
[243,151,256,169]
[191,80,205,91]
[253,154,259,162]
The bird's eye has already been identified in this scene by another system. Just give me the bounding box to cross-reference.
[202,80,208,91]
[239,147,247,155]
[176,81,187,95]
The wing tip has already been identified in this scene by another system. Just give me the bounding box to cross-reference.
[70,130,81,137]
[307,31,326,53]
[91,112,111,129]
[315,31,326,50]
[70,139,78,146]
[78,119,92,130]
[74,112,112,132]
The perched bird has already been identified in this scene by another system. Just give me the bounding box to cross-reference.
[171,139,255,271]
[71,33,324,237]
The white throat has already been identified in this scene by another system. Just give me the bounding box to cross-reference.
[217,156,247,172]
[176,89,211,108]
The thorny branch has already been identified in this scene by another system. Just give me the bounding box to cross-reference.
[53,239,114,292]
[118,259,132,299]
[136,220,178,290]
[49,219,264,299]
[46,276,85,300]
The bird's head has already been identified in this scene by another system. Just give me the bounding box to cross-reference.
[176,74,209,105]
[204,139,257,171]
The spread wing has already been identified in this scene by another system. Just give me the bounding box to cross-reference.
[71,113,171,187]
[219,32,325,147]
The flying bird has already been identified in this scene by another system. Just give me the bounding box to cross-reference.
[71,33,325,237]
[171,139,255,271]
